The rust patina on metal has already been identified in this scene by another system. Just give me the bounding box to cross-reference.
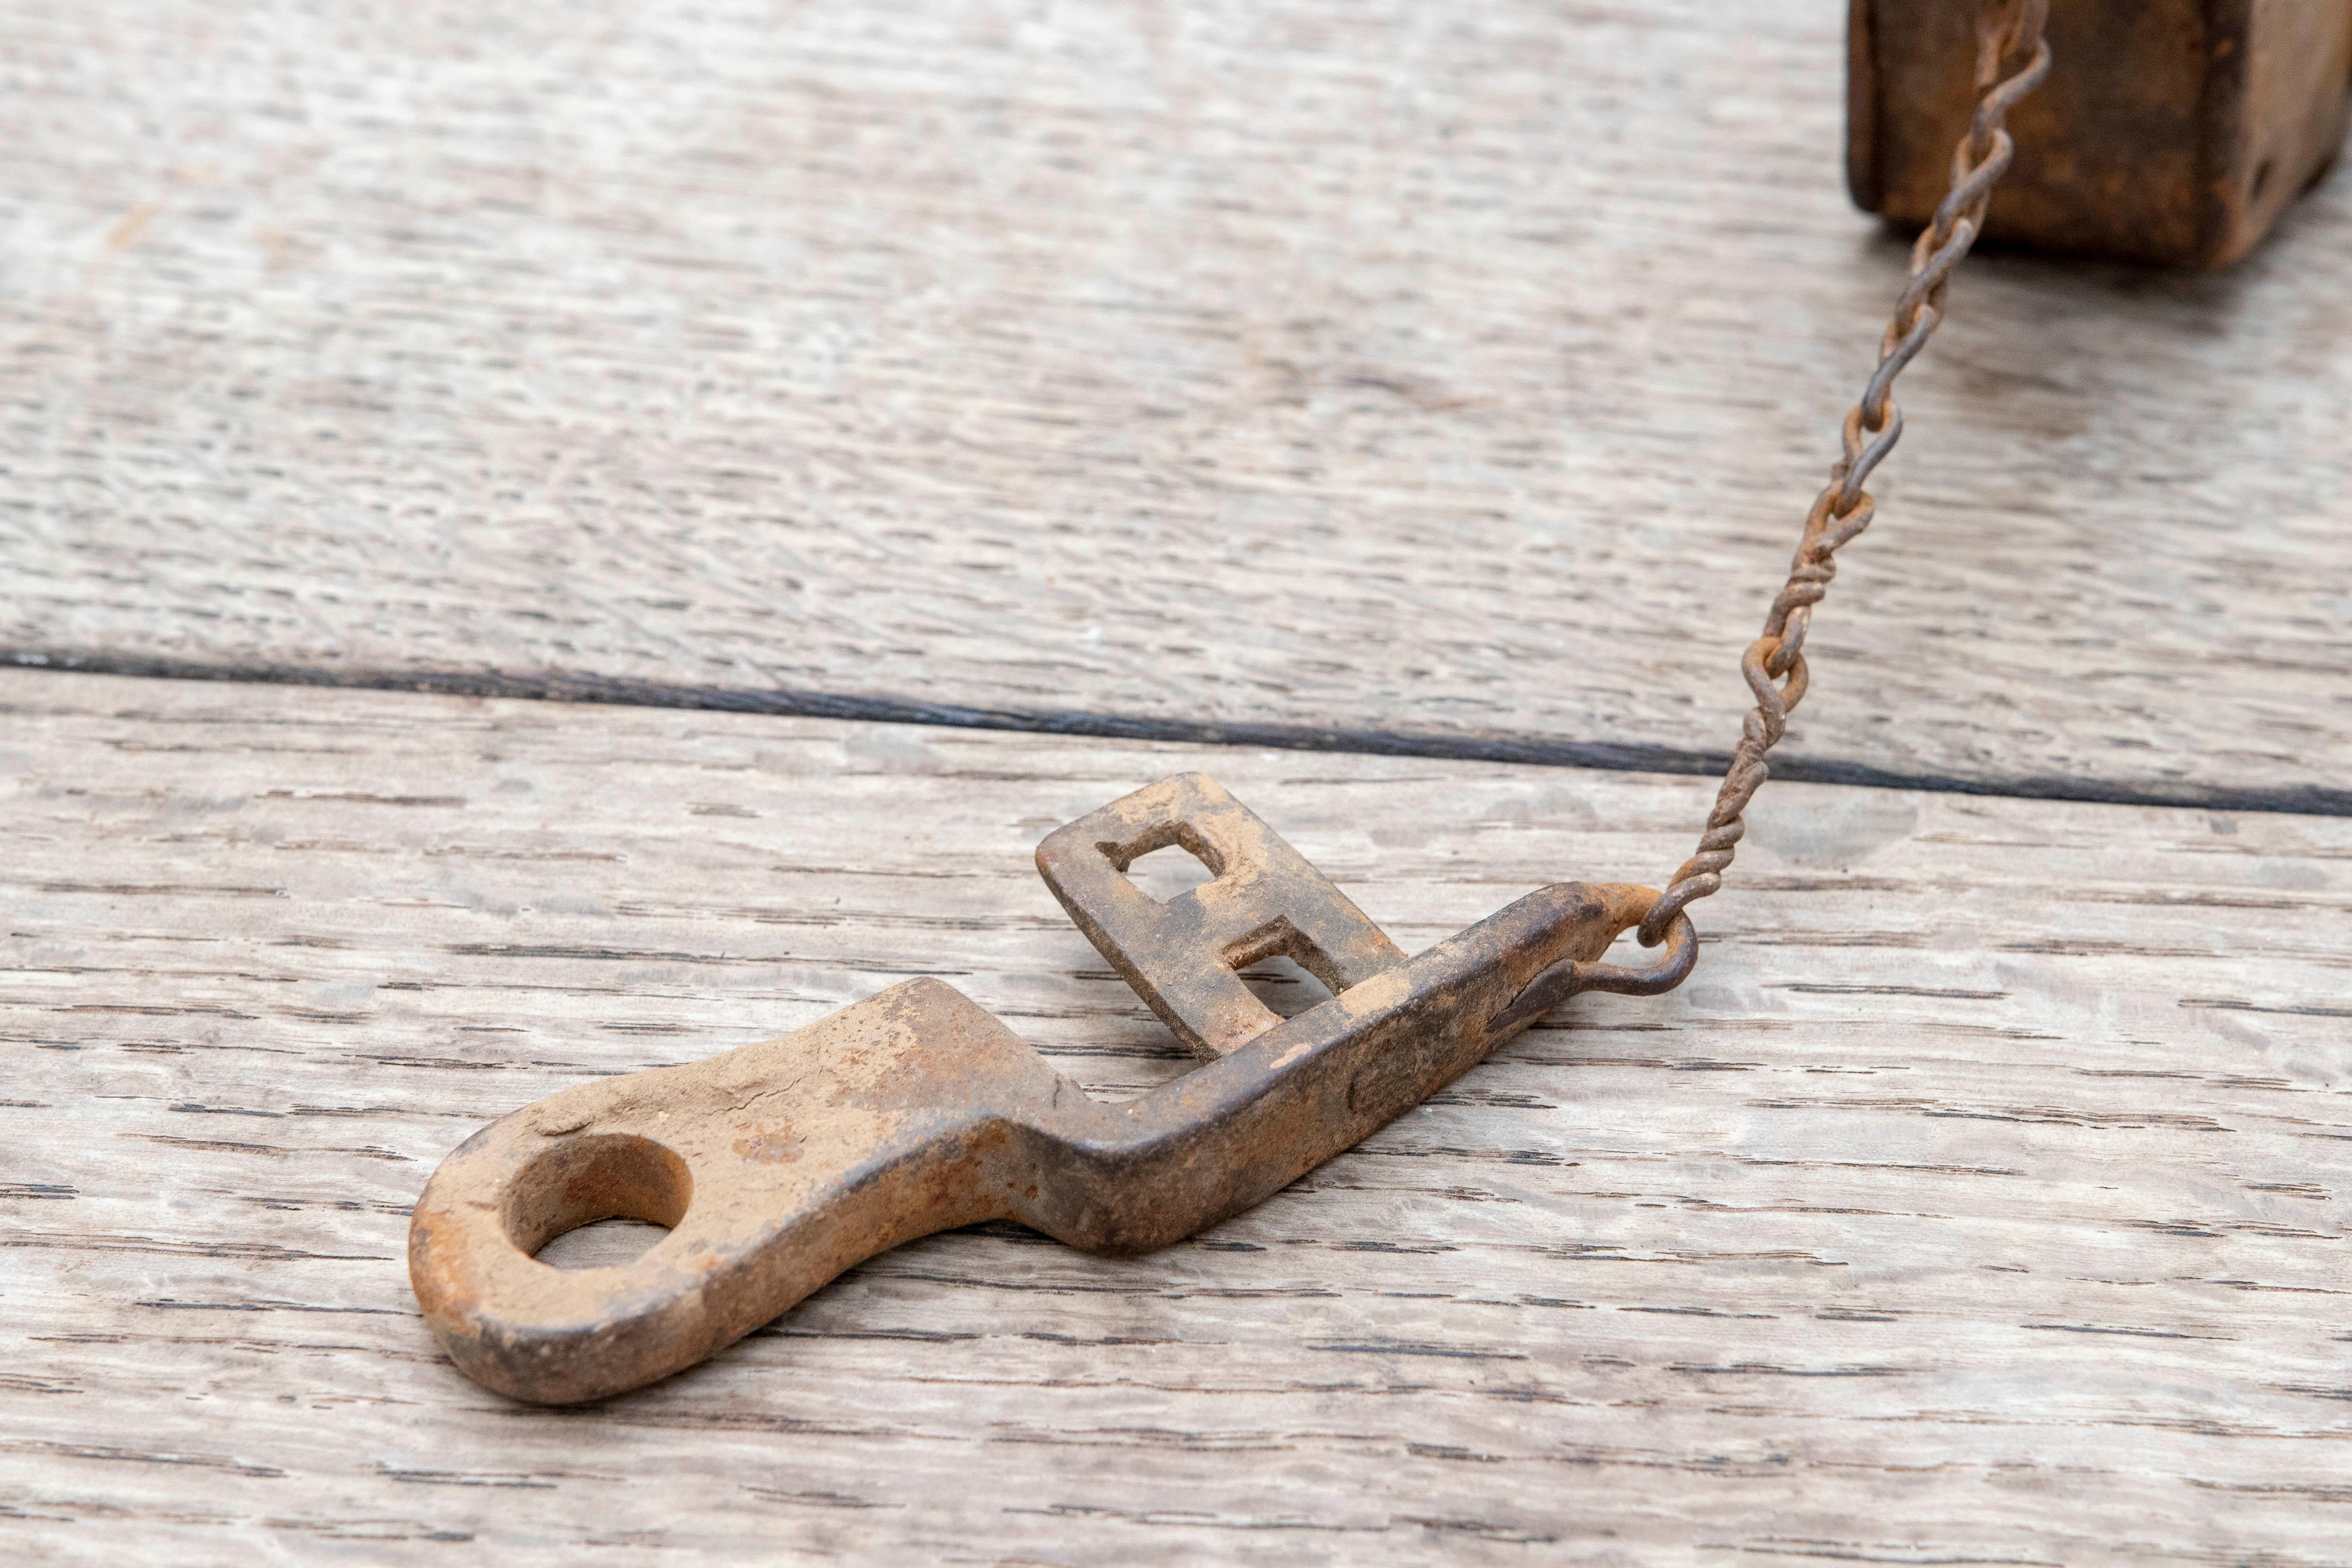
[1849,0,2352,268]
[408,774,1695,1404]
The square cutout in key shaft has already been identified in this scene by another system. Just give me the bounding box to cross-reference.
[1114,829,1222,904]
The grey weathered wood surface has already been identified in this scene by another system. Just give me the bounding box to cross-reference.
[5,670,2348,1564]
[5,0,2350,811]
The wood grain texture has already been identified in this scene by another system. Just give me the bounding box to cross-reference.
[4,0,2350,810]
[4,669,2348,1564]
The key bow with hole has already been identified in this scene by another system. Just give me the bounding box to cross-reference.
[409,774,1692,1403]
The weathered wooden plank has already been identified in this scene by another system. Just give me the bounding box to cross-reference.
[4,2,2348,811]
[2,668,2347,1563]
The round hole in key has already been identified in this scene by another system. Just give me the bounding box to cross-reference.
[535,1216,671,1271]
[505,1132,693,1271]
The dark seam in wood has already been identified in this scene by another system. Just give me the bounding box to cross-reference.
[8,648,2349,818]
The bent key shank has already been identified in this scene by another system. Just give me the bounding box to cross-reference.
[408,773,1688,1403]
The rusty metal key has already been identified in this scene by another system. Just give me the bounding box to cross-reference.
[408,774,1691,1404]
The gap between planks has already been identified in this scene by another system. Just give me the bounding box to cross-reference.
[11,653,2350,820]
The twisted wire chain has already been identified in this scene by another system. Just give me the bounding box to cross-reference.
[1637,0,2052,950]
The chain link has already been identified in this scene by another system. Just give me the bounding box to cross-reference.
[1637,0,2053,950]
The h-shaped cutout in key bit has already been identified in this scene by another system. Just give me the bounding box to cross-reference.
[1034,773,1407,1057]
[410,771,1697,1403]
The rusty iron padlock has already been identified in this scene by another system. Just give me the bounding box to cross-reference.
[1849,0,2352,267]
[410,775,1694,1403]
